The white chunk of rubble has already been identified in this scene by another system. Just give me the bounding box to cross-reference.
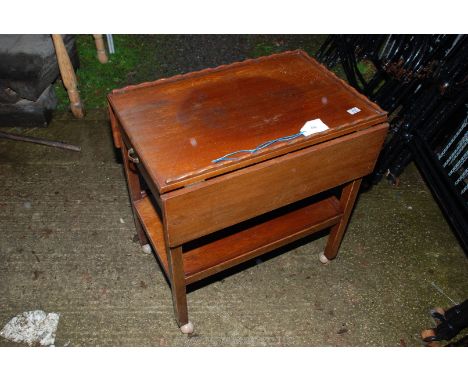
[0,310,60,346]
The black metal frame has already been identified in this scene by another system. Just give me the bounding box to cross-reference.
[317,35,468,253]
[412,128,468,250]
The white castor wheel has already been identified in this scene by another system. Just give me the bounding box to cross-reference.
[180,322,194,334]
[318,251,330,265]
[142,244,152,254]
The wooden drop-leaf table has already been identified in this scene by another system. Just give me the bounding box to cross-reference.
[108,50,388,334]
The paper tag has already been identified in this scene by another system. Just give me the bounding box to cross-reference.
[300,119,330,137]
[347,107,361,115]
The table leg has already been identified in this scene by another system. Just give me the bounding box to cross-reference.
[322,179,362,261]
[108,107,121,149]
[167,245,193,334]
[120,140,149,247]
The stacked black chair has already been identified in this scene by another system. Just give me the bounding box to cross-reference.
[316,35,468,251]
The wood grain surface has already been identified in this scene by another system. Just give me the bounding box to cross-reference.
[162,123,388,246]
[108,50,387,193]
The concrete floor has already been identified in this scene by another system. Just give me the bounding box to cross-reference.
[0,109,466,346]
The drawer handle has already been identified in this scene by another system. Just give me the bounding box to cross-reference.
[127,148,140,163]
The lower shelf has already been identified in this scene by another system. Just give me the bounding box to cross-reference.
[133,196,169,276]
[134,194,343,285]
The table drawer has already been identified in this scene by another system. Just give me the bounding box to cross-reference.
[163,123,388,246]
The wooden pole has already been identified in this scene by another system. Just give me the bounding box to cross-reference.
[52,34,84,119]
[93,34,109,64]
[0,131,81,152]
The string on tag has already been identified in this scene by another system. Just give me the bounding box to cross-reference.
[212,132,304,163]
[212,118,330,163]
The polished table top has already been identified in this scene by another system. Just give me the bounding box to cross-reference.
[108,50,386,193]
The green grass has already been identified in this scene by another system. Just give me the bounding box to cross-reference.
[357,59,377,82]
[55,35,348,112]
[55,35,158,110]
[248,35,326,59]
[250,41,283,58]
